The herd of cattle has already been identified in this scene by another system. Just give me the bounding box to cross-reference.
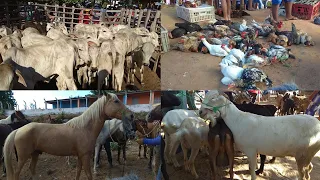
[162,90,316,180]
[0,22,159,90]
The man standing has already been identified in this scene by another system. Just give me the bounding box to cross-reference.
[272,0,298,23]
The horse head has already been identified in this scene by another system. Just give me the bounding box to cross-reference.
[11,111,26,123]
[146,104,162,123]
[102,92,134,121]
[122,116,135,140]
[161,91,181,108]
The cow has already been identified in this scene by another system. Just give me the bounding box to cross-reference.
[2,38,91,90]
[0,63,26,90]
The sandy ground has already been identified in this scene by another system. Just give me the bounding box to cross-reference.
[161,5,320,90]
[166,149,320,180]
[0,141,155,180]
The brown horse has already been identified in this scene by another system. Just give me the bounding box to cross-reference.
[0,111,27,125]
[3,93,134,180]
[133,119,160,169]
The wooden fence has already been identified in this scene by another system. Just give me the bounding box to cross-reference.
[0,2,161,79]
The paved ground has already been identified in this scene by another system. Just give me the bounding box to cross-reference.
[161,5,320,90]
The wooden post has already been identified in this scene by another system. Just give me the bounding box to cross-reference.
[71,6,75,33]
[137,9,143,27]
[55,4,58,20]
[150,10,160,32]
[62,3,66,24]
[127,9,132,26]
[144,10,151,28]
[119,8,125,25]
[133,9,138,27]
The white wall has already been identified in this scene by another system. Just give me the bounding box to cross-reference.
[4,104,152,116]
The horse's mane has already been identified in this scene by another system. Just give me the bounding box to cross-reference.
[65,94,115,128]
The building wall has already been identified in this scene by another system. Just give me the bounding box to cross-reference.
[5,104,153,116]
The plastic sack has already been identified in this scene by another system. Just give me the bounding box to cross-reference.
[246,55,265,64]
[221,76,234,85]
[239,20,247,32]
[221,64,244,80]
[220,54,238,66]
[229,49,245,62]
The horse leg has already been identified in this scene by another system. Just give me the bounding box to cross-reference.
[170,135,182,168]
[81,155,92,180]
[14,154,28,180]
[123,143,126,165]
[188,147,200,179]
[76,158,82,180]
[117,144,121,164]
[104,140,113,168]
[246,151,258,180]
[144,145,147,158]
[255,154,266,175]
[148,147,154,169]
[93,145,101,174]
[2,156,6,177]
[225,134,234,180]
[160,137,170,180]
[269,157,276,163]
[138,145,142,158]
[29,152,39,179]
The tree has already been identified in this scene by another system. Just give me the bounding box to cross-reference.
[0,91,17,110]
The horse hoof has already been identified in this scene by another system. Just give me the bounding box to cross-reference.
[2,173,6,177]
[93,171,98,174]
[255,170,262,175]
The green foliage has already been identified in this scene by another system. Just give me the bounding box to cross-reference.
[53,112,66,124]
[110,142,119,151]
[33,114,45,122]
[0,109,4,115]
[0,91,17,110]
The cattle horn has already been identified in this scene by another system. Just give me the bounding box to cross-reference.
[15,69,27,87]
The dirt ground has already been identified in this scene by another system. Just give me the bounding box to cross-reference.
[0,141,155,180]
[161,5,320,90]
[166,149,320,180]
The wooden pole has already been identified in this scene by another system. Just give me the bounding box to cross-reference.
[63,3,66,24]
[144,10,151,28]
[137,9,143,27]
[71,6,75,33]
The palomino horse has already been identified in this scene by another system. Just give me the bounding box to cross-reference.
[94,118,135,173]
[0,111,26,124]
[3,93,134,180]
[0,119,31,176]
[200,90,320,180]
[132,119,160,169]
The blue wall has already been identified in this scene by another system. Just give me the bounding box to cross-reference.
[52,99,87,109]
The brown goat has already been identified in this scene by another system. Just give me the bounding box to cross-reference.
[208,118,234,180]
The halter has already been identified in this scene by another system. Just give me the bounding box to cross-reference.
[134,120,160,138]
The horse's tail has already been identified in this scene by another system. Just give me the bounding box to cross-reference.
[4,129,18,179]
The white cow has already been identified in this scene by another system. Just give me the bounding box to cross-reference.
[0,63,26,90]
[162,109,199,164]
[2,38,88,90]
[0,26,12,38]
[0,32,22,62]
[169,117,211,179]
[21,28,52,48]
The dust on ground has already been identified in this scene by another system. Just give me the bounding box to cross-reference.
[0,141,155,180]
[161,5,320,90]
[167,149,320,180]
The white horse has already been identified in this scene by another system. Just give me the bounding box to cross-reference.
[162,109,199,164]
[93,118,135,173]
[199,90,320,180]
[169,116,212,179]
[0,111,26,125]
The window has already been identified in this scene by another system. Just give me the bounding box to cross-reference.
[132,97,139,105]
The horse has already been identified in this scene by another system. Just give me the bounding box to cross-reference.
[94,118,135,173]
[0,119,31,176]
[146,104,161,123]
[132,119,160,169]
[200,90,320,180]
[3,93,134,180]
[0,111,27,125]
[281,93,295,115]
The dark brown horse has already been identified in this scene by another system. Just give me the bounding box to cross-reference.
[132,119,160,169]
[0,111,27,125]
[0,119,31,176]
